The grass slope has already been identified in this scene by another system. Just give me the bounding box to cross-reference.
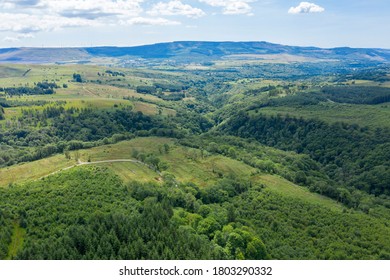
[0,155,74,187]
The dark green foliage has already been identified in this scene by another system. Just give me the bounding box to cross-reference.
[260,86,390,108]
[0,98,49,108]
[0,168,225,260]
[174,110,213,134]
[1,159,389,260]
[220,112,390,196]
[266,92,326,106]
[135,85,185,101]
[105,70,125,77]
[0,107,179,167]
[0,105,4,120]
[154,82,184,92]
[52,108,157,142]
[159,92,185,101]
[72,73,83,83]
[3,82,59,96]
[0,206,13,259]
[234,188,390,259]
[136,86,157,94]
[320,86,390,105]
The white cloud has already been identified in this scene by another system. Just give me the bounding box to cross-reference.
[126,17,181,26]
[0,0,185,37]
[0,12,98,33]
[40,0,145,19]
[2,33,35,42]
[288,2,325,14]
[17,33,35,39]
[199,0,254,15]
[0,0,40,9]
[148,0,205,18]
[3,36,20,42]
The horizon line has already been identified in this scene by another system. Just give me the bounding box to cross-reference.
[0,40,389,51]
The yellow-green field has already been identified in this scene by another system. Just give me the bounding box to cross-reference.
[76,137,256,186]
[0,64,177,125]
[0,155,74,187]
[258,174,343,212]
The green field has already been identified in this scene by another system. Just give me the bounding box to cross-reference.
[0,155,74,187]
[258,174,343,212]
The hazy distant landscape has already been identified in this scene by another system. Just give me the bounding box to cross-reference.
[1,41,390,65]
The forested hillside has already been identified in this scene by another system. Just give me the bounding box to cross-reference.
[1,166,388,260]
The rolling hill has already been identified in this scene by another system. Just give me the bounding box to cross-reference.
[1,41,390,64]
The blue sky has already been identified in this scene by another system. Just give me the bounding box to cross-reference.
[0,0,389,48]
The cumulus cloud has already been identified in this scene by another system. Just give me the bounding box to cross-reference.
[126,17,180,26]
[0,0,189,38]
[40,0,144,19]
[148,0,205,18]
[0,0,40,9]
[0,12,98,33]
[2,33,35,42]
[288,2,325,14]
[199,0,254,15]
[3,37,20,43]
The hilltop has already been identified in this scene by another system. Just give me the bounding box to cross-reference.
[1,41,390,64]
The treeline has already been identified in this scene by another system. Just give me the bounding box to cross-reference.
[320,86,390,105]
[1,103,215,167]
[0,98,49,108]
[104,70,125,77]
[1,82,59,96]
[136,82,187,101]
[343,68,390,83]
[0,206,12,259]
[220,112,390,196]
[0,107,184,167]
[0,105,4,120]
[247,85,390,109]
[260,92,327,107]
[251,85,390,109]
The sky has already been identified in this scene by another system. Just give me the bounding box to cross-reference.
[0,0,389,49]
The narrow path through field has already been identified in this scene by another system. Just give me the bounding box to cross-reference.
[82,86,97,96]
[39,159,161,180]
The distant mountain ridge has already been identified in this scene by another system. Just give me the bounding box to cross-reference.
[1,41,390,64]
